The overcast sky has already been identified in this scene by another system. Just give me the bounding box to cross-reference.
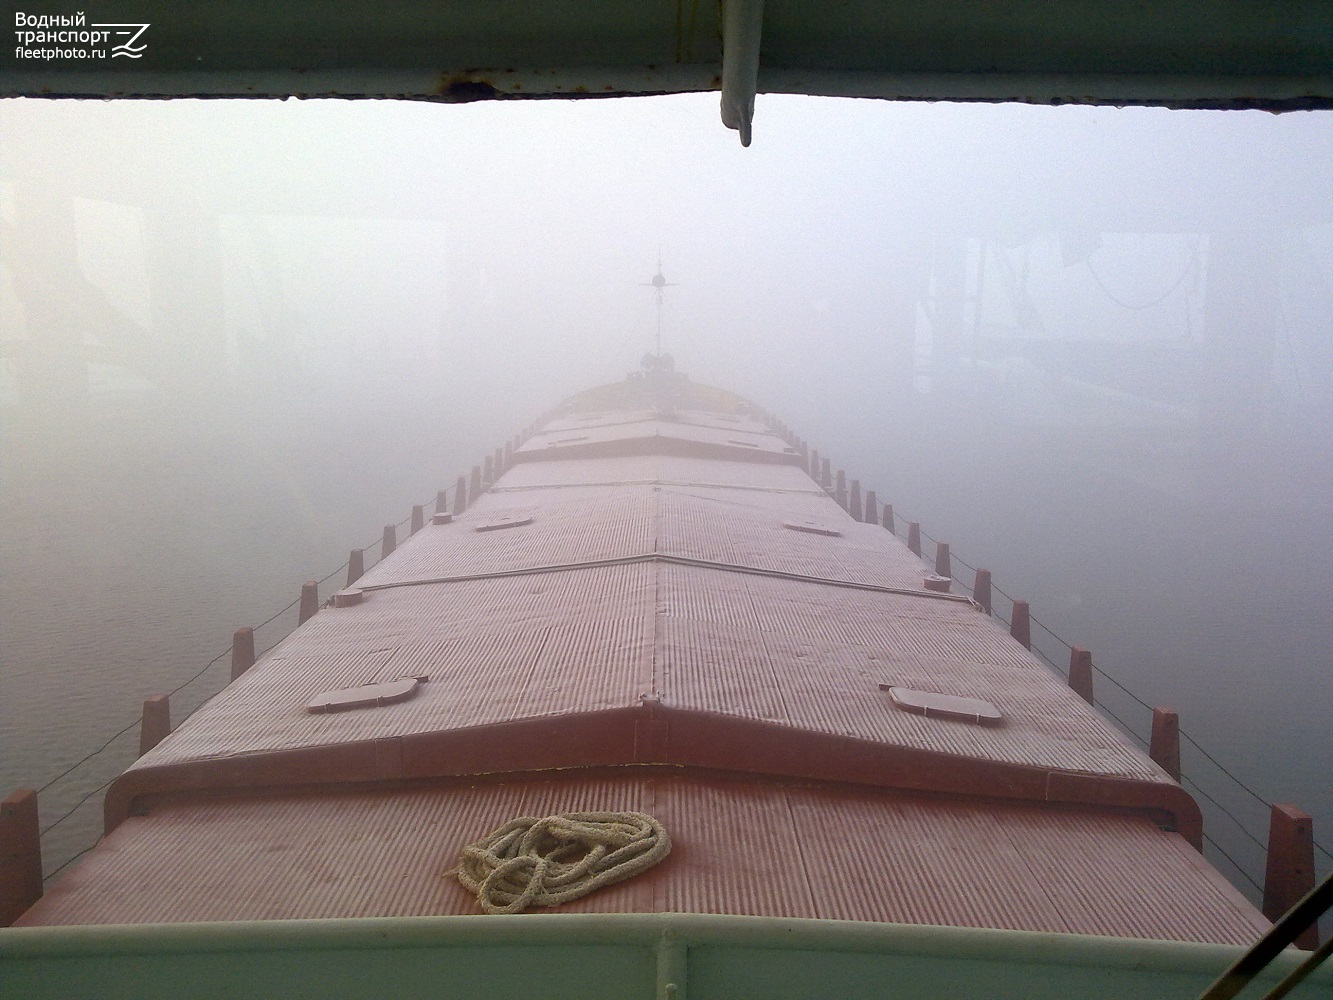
[2,94,1331,426]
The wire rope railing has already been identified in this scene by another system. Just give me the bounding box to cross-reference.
[27,479,463,880]
[24,432,1332,913]
[800,453,1333,885]
[769,415,1331,926]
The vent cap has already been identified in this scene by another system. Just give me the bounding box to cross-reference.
[306,676,425,713]
[476,514,534,532]
[332,588,364,607]
[881,685,1002,725]
[784,519,842,537]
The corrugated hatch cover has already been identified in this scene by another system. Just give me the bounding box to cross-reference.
[19,378,1266,940]
[20,774,1267,942]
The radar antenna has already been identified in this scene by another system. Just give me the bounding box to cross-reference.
[639,253,678,357]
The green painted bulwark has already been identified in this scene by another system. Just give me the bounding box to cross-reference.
[2,913,1330,999]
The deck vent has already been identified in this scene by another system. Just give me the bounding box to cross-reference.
[432,512,454,526]
[476,514,534,532]
[923,574,952,593]
[880,685,1002,725]
[783,519,842,537]
[727,438,759,447]
[306,675,425,713]
[332,588,364,608]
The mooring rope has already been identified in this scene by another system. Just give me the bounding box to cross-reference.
[453,811,671,914]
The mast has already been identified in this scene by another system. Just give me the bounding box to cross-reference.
[641,255,676,357]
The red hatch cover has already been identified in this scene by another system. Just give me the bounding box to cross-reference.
[475,515,535,532]
[306,676,423,714]
[881,685,1003,725]
[783,519,842,537]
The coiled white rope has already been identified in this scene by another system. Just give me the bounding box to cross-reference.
[453,811,671,914]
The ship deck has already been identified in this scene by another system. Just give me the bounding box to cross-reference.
[14,374,1270,944]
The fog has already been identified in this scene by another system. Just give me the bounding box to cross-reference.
[1,94,1329,909]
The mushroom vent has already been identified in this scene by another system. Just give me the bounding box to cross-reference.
[783,519,842,537]
[306,676,426,714]
[881,685,1002,726]
[476,514,535,532]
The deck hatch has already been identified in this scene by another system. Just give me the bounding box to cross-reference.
[306,676,424,714]
[783,520,842,537]
[475,514,535,532]
[332,588,364,607]
[881,685,1002,725]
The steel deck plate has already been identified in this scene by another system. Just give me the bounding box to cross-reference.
[18,773,1266,943]
[20,389,1249,949]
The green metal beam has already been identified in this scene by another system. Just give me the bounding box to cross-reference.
[2,913,1330,1000]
